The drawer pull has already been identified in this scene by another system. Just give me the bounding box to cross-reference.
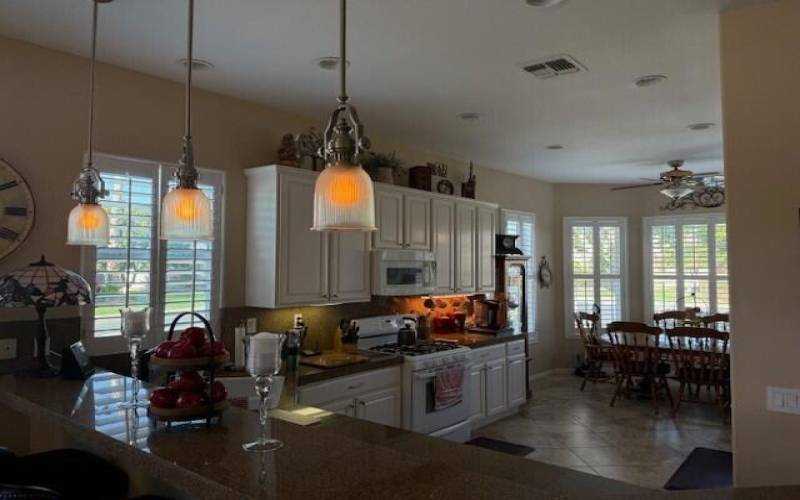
[347,382,365,390]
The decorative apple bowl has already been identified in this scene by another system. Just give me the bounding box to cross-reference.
[147,312,229,428]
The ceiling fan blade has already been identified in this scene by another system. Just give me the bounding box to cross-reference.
[691,171,722,178]
[638,177,660,182]
[611,182,663,191]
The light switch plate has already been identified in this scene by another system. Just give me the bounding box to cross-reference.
[767,386,800,415]
[246,317,258,334]
[0,339,17,360]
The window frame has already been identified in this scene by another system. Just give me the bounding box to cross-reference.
[500,209,537,342]
[642,213,726,322]
[563,216,629,338]
[80,153,225,355]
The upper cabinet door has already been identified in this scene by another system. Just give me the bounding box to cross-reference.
[404,194,431,250]
[277,174,328,306]
[432,199,456,294]
[373,189,404,249]
[455,203,477,293]
[329,231,371,304]
[476,205,497,292]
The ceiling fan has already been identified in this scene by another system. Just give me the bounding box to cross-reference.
[611,160,721,200]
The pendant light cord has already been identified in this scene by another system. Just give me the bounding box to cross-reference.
[86,0,98,169]
[185,0,194,140]
[338,0,348,104]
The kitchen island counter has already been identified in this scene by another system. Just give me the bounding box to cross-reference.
[1,372,798,500]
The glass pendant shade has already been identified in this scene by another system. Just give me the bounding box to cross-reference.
[160,187,213,240]
[312,161,376,231]
[660,184,695,200]
[66,203,110,246]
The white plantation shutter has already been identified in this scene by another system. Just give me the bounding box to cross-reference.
[564,217,627,335]
[502,210,536,339]
[81,154,224,354]
[644,214,727,320]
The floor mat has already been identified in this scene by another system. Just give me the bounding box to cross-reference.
[664,447,733,490]
[466,436,534,456]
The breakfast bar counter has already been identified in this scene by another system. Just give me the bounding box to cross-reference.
[1,372,799,500]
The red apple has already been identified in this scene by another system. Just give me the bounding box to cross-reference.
[210,381,227,403]
[200,341,225,356]
[175,391,204,409]
[180,327,208,348]
[168,371,205,393]
[166,342,197,359]
[154,341,177,358]
[149,388,178,409]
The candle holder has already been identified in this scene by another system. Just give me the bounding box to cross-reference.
[242,333,286,453]
[119,307,150,408]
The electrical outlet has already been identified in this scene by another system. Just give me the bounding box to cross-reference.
[246,317,258,334]
[0,339,17,360]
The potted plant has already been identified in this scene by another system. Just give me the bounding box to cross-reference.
[362,152,403,185]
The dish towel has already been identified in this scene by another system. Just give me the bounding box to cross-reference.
[434,365,464,411]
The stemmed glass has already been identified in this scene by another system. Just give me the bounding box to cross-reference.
[119,307,150,408]
[242,332,286,453]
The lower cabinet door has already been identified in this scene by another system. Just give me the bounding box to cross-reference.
[507,354,527,408]
[468,364,485,421]
[485,359,507,417]
[322,397,356,418]
[355,387,401,428]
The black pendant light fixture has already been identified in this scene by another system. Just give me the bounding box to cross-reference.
[160,0,214,240]
[311,0,376,232]
[67,0,112,246]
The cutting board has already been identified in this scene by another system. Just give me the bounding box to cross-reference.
[300,353,370,369]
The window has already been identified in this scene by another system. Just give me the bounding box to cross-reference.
[644,214,727,319]
[564,217,627,335]
[81,154,224,354]
[501,210,536,340]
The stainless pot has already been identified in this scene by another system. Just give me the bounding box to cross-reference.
[397,317,418,346]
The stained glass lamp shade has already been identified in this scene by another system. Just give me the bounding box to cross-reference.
[0,255,92,376]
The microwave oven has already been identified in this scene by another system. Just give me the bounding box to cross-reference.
[372,250,436,296]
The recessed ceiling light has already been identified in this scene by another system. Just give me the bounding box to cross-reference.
[525,0,566,7]
[688,122,716,131]
[315,56,350,71]
[457,112,481,121]
[546,144,565,150]
[634,74,668,88]
[177,58,213,71]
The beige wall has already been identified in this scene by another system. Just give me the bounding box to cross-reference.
[0,37,563,372]
[721,0,800,487]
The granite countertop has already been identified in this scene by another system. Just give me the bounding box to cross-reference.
[295,350,403,386]
[428,329,529,348]
[1,372,799,499]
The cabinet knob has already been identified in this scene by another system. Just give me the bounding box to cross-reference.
[332,293,339,298]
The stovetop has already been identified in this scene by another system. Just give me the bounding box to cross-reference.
[369,341,465,357]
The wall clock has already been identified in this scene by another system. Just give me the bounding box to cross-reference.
[0,158,35,261]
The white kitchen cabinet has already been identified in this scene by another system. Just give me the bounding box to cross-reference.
[373,187,431,250]
[323,397,357,418]
[476,205,497,292]
[355,387,402,427]
[468,364,484,421]
[245,165,370,308]
[485,359,507,417]
[455,202,477,293]
[431,199,456,294]
[506,353,527,408]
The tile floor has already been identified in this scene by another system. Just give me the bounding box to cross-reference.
[474,373,732,489]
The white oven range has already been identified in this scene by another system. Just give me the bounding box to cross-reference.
[354,315,472,442]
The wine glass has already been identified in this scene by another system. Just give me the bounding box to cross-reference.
[242,332,286,453]
[119,307,150,408]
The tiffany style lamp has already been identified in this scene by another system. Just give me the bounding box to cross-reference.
[0,255,92,376]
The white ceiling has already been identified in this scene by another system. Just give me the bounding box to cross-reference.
[0,0,768,183]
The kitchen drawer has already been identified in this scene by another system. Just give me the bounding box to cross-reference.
[506,340,525,357]
[297,366,401,408]
[470,344,505,364]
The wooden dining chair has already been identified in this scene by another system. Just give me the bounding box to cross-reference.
[574,312,613,391]
[666,327,730,418]
[653,308,702,330]
[700,313,730,332]
[606,321,674,414]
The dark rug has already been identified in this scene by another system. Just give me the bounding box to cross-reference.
[664,447,733,490]
[466,437,534,456]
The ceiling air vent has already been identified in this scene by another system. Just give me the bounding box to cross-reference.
[520,54,586,80]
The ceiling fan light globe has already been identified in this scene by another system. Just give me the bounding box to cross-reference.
[660,185,695,201]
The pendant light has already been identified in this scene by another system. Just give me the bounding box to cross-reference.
[67,0,111,246]
[311,0,376,232]
[160,0,213,240]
